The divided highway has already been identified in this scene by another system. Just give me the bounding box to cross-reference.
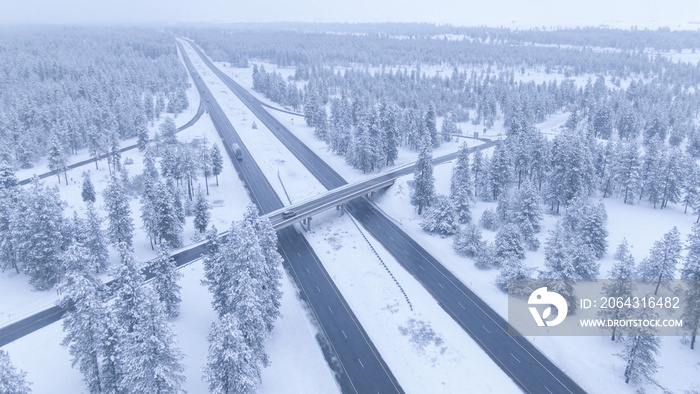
[186,39,586,394]
[177,41,402,394]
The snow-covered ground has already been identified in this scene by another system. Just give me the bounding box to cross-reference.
[3,256,339,394]
[204,54,698,392]
[184,44,520,392]
[2,52,339,394]
[1,64,205,325]
[374,153,700,394]
[2,112,339,394]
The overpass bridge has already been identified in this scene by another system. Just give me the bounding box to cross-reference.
[267,175,395,230]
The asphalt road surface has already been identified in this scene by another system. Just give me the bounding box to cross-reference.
[2,42,403,394]
[177,40,402,394]
[187,39,586,394]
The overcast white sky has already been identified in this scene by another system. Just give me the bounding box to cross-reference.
[2,0,699,29]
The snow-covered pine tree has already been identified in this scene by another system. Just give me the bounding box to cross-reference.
[479,208,499,231]
[410,135,435,215]
[0,350,31,394]
[48,132,66,184]
[221,219,271,367]
[159,117,177,145]
[639,137,665,207]
[77,202,108,274]
[81,172,96,203]
[681,160,700,214]
[659,147,684,209]
[638,227,682,295]
[112,244,148,334]
[681,275,700,349]
[613,142,642,204]
[202,225,233,317]
[453,223,484,258]
[136,122,149,151]
[617,306,660,384]
[104,173,134,248]
[156,180,184,249]
[512,180,542,250]
[61,253,108,394]
[118,283,185,393]
[539,223,578,313]
[425,104,439,148]
[194,185,212,234]
[201,142,212,195]
[489,141,511,201]
[151,249,182,319]
[211,144,224,186]
[420,195,459,237]
[204,313,260,394]
[683,223,700,280]
[450,143,474,223]
[242,206,283,333]
[12,178,67,290]
[380,102,399,166]
[681,224,700,348]
[598,240,636,341]
[563,197,608,259]
[495,256,534,294]
[493,224,526,267]
[472,150,484,198]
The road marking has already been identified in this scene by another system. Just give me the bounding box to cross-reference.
[342,330,347,339]
[389,235,394,241]
[510,353,521,363]
[316,286,321,293]
[305,267,310,274]
[358,359,365,369]
[544,387,553,394]
[328,306,333,314]
[297,252,301,257]
[419,265,425,271]
[482,325,491,334]
[438,282,445,289]
[458,302,465,310]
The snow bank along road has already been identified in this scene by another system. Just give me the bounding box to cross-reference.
[186,39,586,394]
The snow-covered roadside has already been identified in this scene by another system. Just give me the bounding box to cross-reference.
[183,43,521,391]
[3,108,339,393]
[304,209,520,393]
[3,256,339,394]
[182,43,328,203]
[375,160,700,394]
[0,113,239,324]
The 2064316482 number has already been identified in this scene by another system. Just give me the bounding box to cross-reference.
[599,296,680,309]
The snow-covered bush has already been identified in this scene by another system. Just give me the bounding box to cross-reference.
[474,242,496,270]
[420,195,458,237]
[479,209,499,231]
[453,223,484,258]
[495,257,534,293]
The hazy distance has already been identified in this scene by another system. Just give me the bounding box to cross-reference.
[2,0,699,29]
